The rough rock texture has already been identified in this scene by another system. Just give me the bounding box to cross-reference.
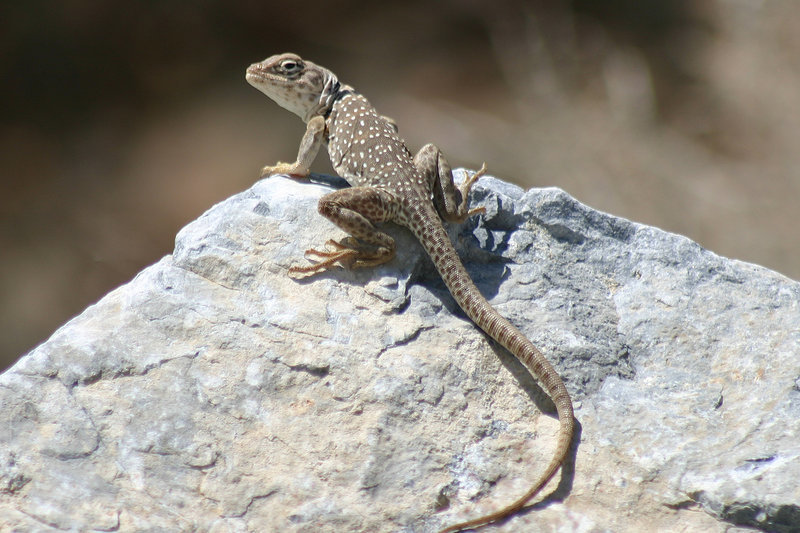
[1,171,798,533]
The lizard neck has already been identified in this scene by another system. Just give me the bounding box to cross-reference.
[305,74,352,123]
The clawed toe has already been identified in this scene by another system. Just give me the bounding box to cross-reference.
[462,162,487,192]
[260,161,310,178]
[288,239,394,278]
[289,246,358,278]
[445,163,488,223]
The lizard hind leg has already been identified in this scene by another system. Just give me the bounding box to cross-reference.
[288,187,397,278]
[413,144,486,223]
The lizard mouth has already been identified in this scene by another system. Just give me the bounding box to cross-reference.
[245,66,267,82]
[246,67,291,89]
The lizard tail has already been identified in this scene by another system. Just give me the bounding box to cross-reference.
[407,203,575,533]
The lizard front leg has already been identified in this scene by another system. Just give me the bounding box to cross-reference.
[261,115,326,178]
[289,187,397,277]
[413,144,487,223]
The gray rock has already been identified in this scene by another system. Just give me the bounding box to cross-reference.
[1,171,798,532]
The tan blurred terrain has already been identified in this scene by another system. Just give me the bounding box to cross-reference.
[1,1,798,371]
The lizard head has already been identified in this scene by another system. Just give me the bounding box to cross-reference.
[246,53,340,123]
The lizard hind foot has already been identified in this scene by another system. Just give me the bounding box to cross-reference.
[448,163,488,223]
[463,163,488,218]
[287,238,395,278]
[460,162,487,197]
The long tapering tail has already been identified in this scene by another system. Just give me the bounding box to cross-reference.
[407,202,575,533]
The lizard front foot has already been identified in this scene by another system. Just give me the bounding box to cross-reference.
[260,161,310,178]
[288,238,395,278]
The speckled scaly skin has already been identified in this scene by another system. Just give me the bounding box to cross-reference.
[246,53,575,533]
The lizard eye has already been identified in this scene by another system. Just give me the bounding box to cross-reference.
[280,59,303,74]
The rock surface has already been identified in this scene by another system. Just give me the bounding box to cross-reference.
[1,171,798,532]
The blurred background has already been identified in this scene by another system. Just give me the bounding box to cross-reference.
[1,0,798,372]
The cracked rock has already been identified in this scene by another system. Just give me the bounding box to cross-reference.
[1,172,798,532]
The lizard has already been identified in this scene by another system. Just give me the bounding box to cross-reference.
[246,53,575,533]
